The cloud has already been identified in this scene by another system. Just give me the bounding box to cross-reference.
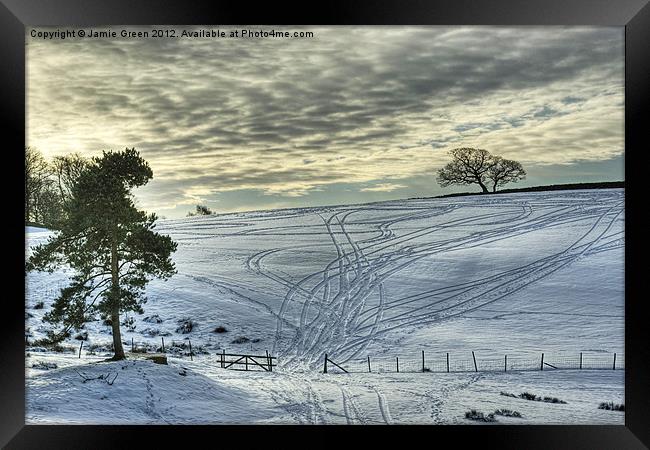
[360,183,408,192]
[26,26,624,215]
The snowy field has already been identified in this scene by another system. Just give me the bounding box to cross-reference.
[25,189,625,424]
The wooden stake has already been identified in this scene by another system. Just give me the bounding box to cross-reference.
[580,352,582,369]
[189,340,193,361]
[161,337,165,353]
[222,349,225,368]
[78,341,83,358]
[326,357,349,373]
[422,350,425,372]
[368,356,371,373]
[396,357,399,373]
[540,353,544,371]
[504,355,507,372]
[446,352,449,373]
[613,353,616,370]
[323,353,328,373]
[472,351,477,372]
[131,337,134,352]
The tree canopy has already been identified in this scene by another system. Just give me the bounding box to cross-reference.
[487,156,526,193]
[25,148,90,228]
[26,148,177,360]
[437,147,526,193]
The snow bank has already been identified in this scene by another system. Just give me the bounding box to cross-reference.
[25,189,625,424]
[27,358,276,424]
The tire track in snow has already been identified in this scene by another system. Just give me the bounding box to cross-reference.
[338,202,624,353]
[374,387,393,424]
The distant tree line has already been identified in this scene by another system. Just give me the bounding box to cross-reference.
[25,147,89,229]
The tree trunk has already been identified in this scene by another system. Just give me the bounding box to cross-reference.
[477,180,489,193]
[109,239,125,360]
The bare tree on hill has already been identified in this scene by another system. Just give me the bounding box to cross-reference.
[437,147,526,193]
[487,156,526,192]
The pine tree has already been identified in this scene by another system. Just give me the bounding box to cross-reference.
[26,148,178,360]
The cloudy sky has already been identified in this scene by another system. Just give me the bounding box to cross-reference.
[27,26,624,218]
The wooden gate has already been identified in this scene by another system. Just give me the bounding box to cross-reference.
[218,351,277,372]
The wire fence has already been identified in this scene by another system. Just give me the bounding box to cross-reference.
[325,351,624,374]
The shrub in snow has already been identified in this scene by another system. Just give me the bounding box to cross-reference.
[75,371,119,385]
[519,392,537,401]
[33,301,45,309]
[121,316,136,331]
[598,402,624,411]
[143,314,163,324]
[508,392,567,404]
[464,410,497,422]
[32,361,58,370]
[231,336,250,344]
[102,318,112,326]
[164,340,209,356]
[141,328,160,337]
[500,391,517,398]
[30,338,66,353]
[86,344,111,355]
[26,312,34,319]
[141,328,171,338]
[74,331,88,341]
[27,346,48,353]
[176,318,197,334]
[213,326,228,333]
[494,409,522,418]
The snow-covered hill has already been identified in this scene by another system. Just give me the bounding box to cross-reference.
[25,189,625,424]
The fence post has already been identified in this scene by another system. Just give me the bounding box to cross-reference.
[472,351,477,372]
[78,341,83,358]
[579,352,582,370]
[504,355,507,372]
[396,357,399,373]
[422,350,425,372]
[161,337,165,353]
[446,353,449,373]
[613,353,616,370]
[189,340,193,361]
[245,355,248,371]
[266,350,271,372]
[368,356,371,373]
[222,349,225,368]
[540,353,544,371]
[324,353,328,373]
[131,337,134,352]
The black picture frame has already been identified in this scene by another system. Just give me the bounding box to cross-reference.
[2,1,648,448]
